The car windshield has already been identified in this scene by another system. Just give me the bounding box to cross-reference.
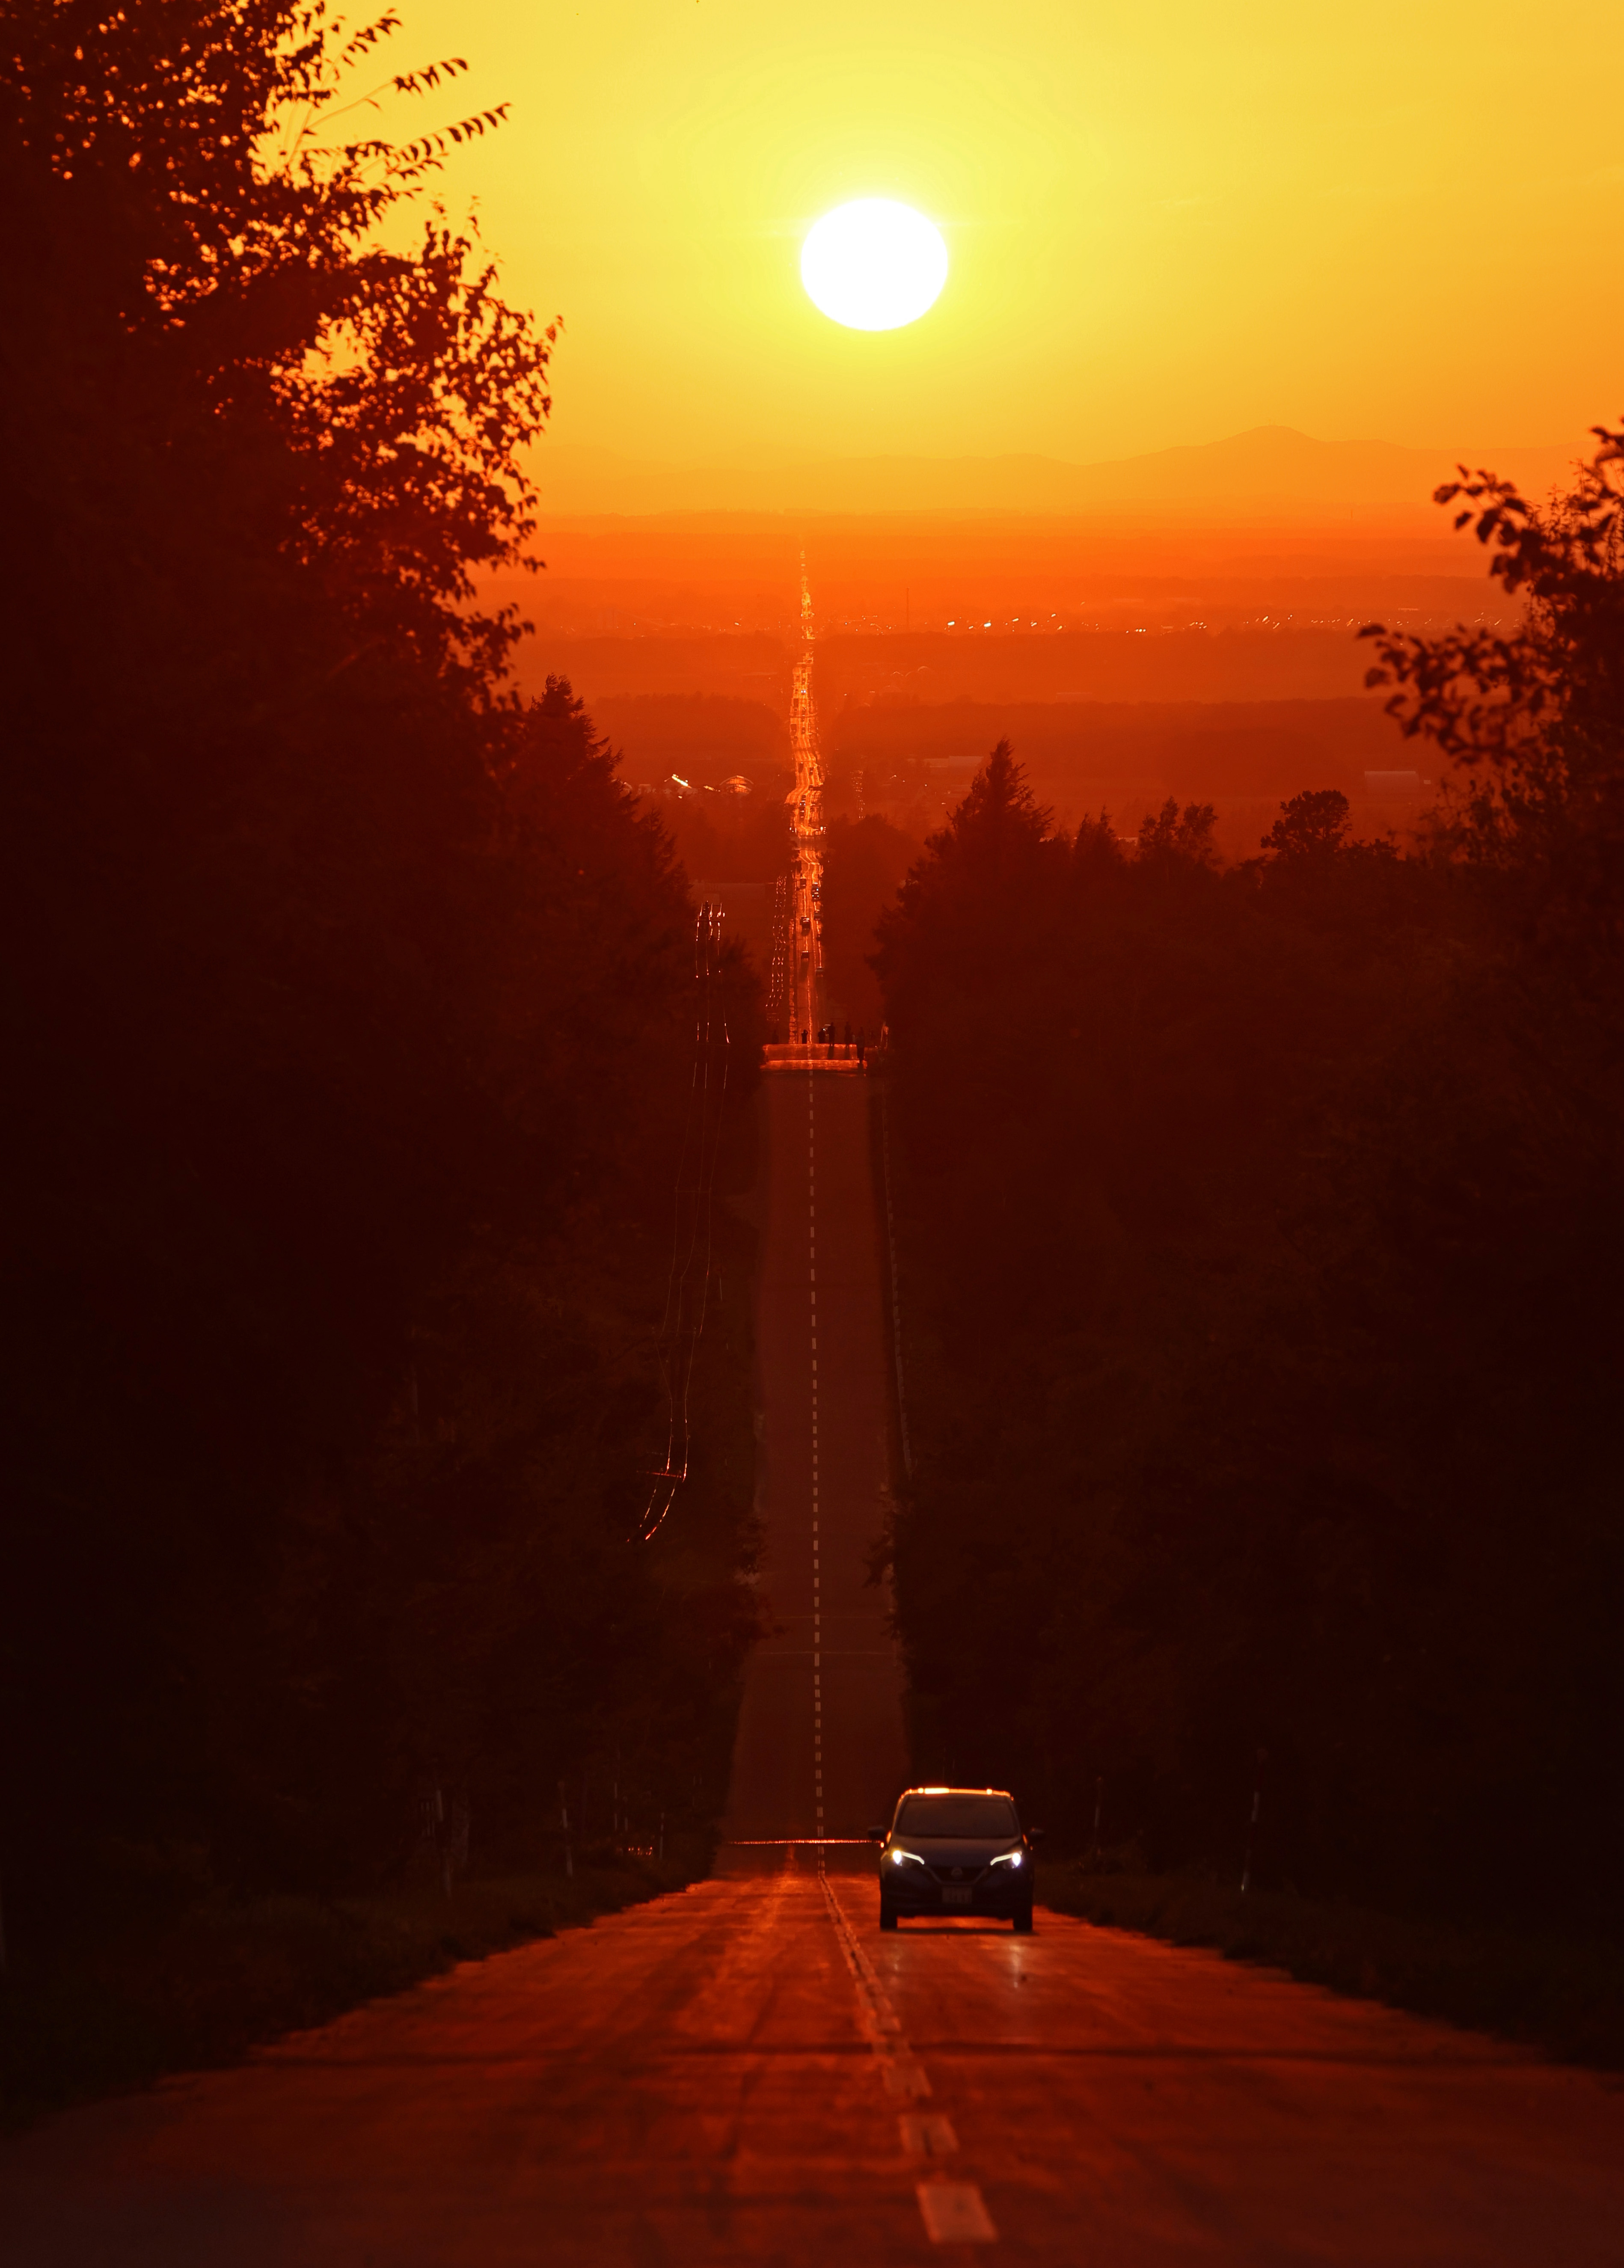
[895,1794,1018,1839]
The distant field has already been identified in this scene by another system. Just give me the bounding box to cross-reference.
[588,692,790,791]
[492,513,1504,848]
[510,631,791,710]
[490,501,1515,641]
[814,628,1378,707]
[512,625,1411,714]
[505,632,1434,868]
[825,695,1425,855]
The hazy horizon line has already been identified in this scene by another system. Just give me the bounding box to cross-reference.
[538,423,1588,475]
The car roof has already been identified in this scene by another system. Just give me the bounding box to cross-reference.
[896,1785,1015,1801]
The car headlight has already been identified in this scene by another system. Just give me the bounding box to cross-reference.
[989,1850,1024,1869]
[889,1847,925,1867]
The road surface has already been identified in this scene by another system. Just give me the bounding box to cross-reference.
[723,1064,908,1851]
[770,556,826,1047]
[5,1861,1624,2264]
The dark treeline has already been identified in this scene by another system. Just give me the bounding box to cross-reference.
[878,434,1624,1934]
[1,0,761,1963]
[821,813,921,1029]
[595,694,794,889]
[661,793,794,892]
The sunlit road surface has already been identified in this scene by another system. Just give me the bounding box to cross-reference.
[783,555,823,1044]
[6,1861,1624,2264]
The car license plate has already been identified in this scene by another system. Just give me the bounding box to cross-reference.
[942,1888,972,1906]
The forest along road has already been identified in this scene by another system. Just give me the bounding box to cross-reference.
[5,1069,1624,2262]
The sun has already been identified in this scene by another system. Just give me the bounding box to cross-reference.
[800,200,949,333]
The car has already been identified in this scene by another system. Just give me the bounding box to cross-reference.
[868,1785,1043,1933]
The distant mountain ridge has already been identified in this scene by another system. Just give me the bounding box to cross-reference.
[536,426,1582,519]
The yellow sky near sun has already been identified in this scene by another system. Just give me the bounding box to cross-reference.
[386,0,1619,466]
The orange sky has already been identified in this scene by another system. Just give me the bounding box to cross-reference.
[393,0,1618,471]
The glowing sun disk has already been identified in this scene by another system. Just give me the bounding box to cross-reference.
[800,200,948,332]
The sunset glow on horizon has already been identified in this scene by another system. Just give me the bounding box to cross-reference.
[385,0,1615,474]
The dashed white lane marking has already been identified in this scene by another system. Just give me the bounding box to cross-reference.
[820,1875,929,2099]
[824,1879,1001,2241]
[917,2183,998,2244]
[801,1076,995,2240]
[809,1070,819,1811]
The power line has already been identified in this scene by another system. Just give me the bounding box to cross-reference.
[635,902,731,1543]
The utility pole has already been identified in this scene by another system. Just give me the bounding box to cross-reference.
[1240,1749,1267,1894]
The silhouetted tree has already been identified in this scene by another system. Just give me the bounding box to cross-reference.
[1137,796,1219,864]
[0,2,763,1949]
[1262,787,1351,859]
[1363,422,1624,950]
[821,813,920,1027]
[2,0,551,691]
[877,681,1624,1936]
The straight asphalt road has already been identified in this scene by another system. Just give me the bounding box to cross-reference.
[722,1065,910,1854]
[4,1061,1624,2262]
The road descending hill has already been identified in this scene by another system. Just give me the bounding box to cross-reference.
[722,1066,908,1851]
[5,1063,1624,2263]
